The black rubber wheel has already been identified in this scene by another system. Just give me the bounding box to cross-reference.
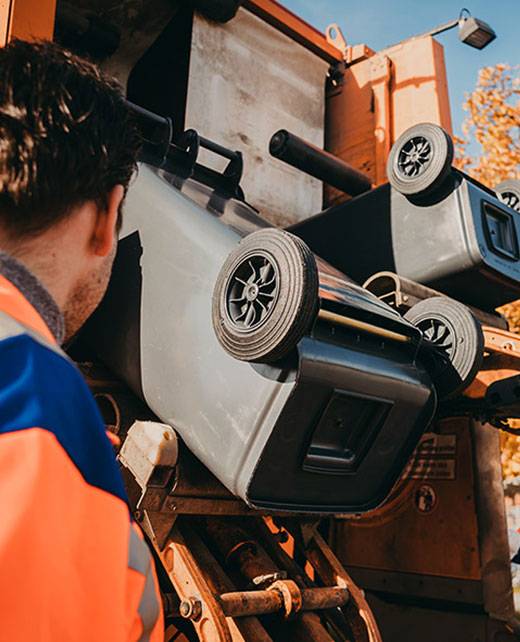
[496,179,520,213]
[404,297,484,398]
[212,229,319,363]
[387,123,454,197]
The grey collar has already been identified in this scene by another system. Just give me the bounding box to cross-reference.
[0,252,65,344]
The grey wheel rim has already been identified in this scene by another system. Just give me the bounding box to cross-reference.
[397,135,433,179]
[225,252,280,331]
[417,317,456,359]
[500,191,520,213]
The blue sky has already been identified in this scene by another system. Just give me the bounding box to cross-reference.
[283,0,518,138]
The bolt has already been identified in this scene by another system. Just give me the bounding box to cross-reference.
[179,597,202,620]
[275,529,290,544]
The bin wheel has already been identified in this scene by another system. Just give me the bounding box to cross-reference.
[496,179,520,213]
[387,123,454,197]
[212,228,319,363]
[404,297,484,398]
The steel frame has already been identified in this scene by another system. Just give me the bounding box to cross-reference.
[157,516,381,642]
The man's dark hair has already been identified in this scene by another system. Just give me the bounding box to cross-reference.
[0,40,141,236]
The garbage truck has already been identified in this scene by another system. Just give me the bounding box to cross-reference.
[4,0,520,640]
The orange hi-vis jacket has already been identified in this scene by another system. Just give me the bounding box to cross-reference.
[0,266,164,641]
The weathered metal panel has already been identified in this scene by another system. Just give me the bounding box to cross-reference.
[185,8,328,227]
[334,418,482,584]
[471,420,515,623]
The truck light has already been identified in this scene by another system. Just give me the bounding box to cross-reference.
[390,8,496,51]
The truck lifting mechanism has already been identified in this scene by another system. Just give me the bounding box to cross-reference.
[3,0,520,640]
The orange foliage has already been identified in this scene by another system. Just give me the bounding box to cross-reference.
[454,64,520,187]
[455,64,520,478]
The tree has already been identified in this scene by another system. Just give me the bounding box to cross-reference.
[454,63,520,187]
[455,64,520,478]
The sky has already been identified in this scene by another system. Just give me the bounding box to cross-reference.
[283,0,518,139]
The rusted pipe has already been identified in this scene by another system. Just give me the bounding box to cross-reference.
[203,518,340,640]
[218,586,349,618]
[203,518,282,583]
[301,586,349,611]
[219,589,281,617]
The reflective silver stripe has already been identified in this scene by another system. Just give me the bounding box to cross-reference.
[0,310,65,357]
[128,527,161,642]
[137,566,161,642]
[128,526,150,575]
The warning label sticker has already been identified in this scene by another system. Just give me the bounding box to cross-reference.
[402,433,457,480]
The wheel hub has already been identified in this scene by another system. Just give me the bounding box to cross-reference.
[226,253,279,330]
[397,135,433,178]
[245,283,259,301]
[417,317,455,359]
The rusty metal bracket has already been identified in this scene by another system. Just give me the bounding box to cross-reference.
[440,326,520,427]
[464,326,520,401]
[299,524,383,642]
[154,516,379,641]
[483,326,520,358]
[267,580,302,619]
[161,526,234,642]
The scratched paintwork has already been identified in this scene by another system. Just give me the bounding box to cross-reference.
[186,8,328,227]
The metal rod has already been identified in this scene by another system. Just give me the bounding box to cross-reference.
[383,17,459,50]
[413,18,459,40]
[301,587,350,611]
[270,130,371,197]
[318,309,411,343]
[218,586,349,618]
[219,590,281,617]
[199,135,239,162]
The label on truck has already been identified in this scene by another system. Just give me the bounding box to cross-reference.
[402,433,457,480]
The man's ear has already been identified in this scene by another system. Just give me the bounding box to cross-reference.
[92,185,125,257]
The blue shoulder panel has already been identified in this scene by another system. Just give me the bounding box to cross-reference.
[0,333,128,505]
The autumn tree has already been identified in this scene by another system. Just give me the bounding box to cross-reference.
[454,63,520,187]
[455,64,520,478]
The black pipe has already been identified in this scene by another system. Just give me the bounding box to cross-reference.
[269,129,372,197]
[126,101,174,168]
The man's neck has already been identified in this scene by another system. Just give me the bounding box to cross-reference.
[0,219,84,313]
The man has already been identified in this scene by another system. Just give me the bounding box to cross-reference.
[0,40,163,640]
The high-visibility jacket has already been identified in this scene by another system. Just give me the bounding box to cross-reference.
[0,272,164,641]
